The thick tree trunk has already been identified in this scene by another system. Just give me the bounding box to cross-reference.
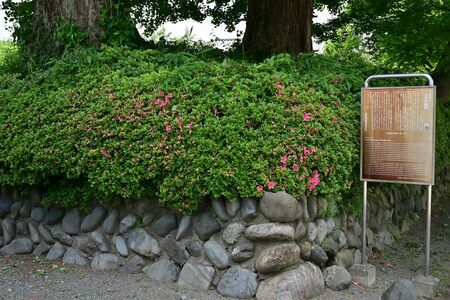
[34,0,108,45]
[432,42,450,101]
[243,0,313,56]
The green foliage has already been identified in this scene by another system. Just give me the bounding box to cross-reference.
[318,0,450,73]
[0,47,448,213]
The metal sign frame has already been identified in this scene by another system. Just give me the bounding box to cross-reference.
[360,74,435,277]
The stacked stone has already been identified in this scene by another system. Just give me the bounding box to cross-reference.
[0,175,440,300]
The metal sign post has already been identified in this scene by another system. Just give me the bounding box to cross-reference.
[361,74,435,276]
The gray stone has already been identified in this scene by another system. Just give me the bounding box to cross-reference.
[256,262,324,300]
[354,249,362,264]
[307,222,318,242]
[102,208,119,234]
[127,228,161,258]
[143,259,180,282]
[231,238,255,263]
[382,279,417,300]
[245,223,295,241]
[121,255,146,273]
[46,242,66,261]
[0,239,3,248]
[204,240,230,270]
[241,197,258,221]
[299,194,310,221]
[33,242,50,256]
[38,223,55,244]
[62,247,88,266]
[0,237,33,255]
[2,218,16,244]
[412,275,439,299]
[19,202,34,217]
[295,222,307,241]
[326,218,336,234]
[162,238,186,264]
[255,243,300,274]
[90,230,111,252]
[142,212,156,226]
[176,216,191,241]
[366,228,374,245]
[73,235,97,255]
[31,207,47,223]
[353,220,362,237]
[0,197,13,217]
[217,266,257,299]
[322,236,339,257]
[212,199,228,222]
[44,208,64,225]
[310,246,328,267]
[378,231,394,246]
[316,197,327,219]
[81,206,107,232]
[308,196,318,220]
[16,220,29,236]
[323,265,352,291]
[316,219,328,244]
[193,211,221,241]
[335,249,354,268]
[225,199,240,218]
[150,213,177,237]
[177,263,215,291]
[346,231,361,248]
[185,239,202,257]
[62,208,81,235]
[299,241,312,260]
[334,229,347,250]
[10,201,22,219]
[115,235,129,257]
[51,225,73,246]
[119,214,139,234]
[260,192,298,222]
[349,264,376,287]
[91,253,121,270]
[223,223,245,245]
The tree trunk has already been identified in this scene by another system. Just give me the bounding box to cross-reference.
[243,0,313,56]
[34,0,108,46]
[432,42,450,101]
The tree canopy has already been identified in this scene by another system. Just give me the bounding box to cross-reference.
[317,0,450,99]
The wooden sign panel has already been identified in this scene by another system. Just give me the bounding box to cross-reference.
[361,86,435,185]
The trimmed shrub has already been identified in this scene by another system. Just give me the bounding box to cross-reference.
[0,47,448,213]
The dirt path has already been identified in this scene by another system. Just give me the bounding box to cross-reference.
[1,198,448,300]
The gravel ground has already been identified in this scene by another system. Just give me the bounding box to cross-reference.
[1,197,448,300]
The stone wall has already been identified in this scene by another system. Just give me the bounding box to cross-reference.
[0,172,448,299]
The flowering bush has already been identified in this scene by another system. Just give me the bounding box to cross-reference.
[1,47,446,213]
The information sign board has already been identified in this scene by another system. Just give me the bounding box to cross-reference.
[361,86,436,185]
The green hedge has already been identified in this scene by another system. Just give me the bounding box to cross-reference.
[0,47,447,213]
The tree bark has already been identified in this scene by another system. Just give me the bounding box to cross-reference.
[243,0,313,56]
[34,0,109,45]
[432,42,450,101]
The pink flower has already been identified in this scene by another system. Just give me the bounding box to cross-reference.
[311,146,317,153]
[303,147,311,157]
[332,117,338,124]
[292,107,297,113]
[308,170,320,191]
[178,123,183,131]
[303,113,312,121]
[292,164,299,171]
[186,122,193,129]
[280,156,287,164]
[257,185,264,193]
[101,149,111,158]
[165,125,172,132]
[268,181,276,190]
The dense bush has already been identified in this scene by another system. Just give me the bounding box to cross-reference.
[0,47,447,213]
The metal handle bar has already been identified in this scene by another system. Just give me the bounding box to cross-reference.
[364,74,434,88]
